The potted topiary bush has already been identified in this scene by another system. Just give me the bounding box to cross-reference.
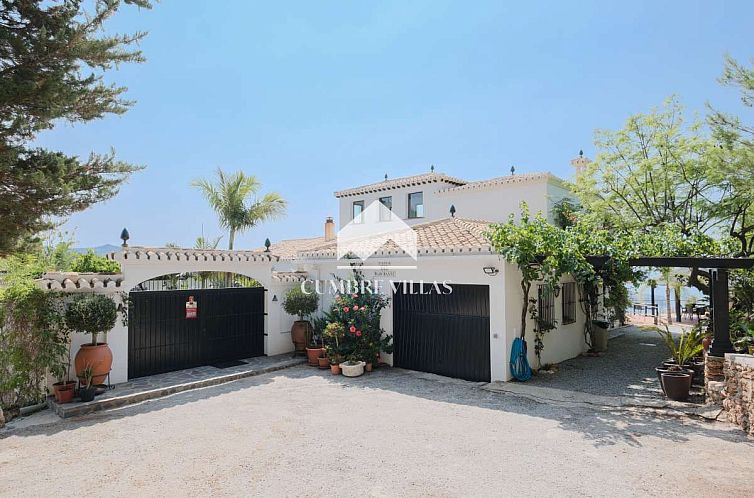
[282,287,319,364]
[65,294,118,387]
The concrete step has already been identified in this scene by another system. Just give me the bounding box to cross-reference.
[47,355,306,419]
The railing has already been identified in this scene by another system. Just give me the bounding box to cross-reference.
[631,303,659,317]
[131,272,261,292]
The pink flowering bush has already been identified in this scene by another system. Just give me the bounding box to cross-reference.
[323,269,392,364]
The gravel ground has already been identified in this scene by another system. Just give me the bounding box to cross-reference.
[1,365,752,497]
[528,326,672,398]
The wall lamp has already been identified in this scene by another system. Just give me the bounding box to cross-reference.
[483,266,499,276]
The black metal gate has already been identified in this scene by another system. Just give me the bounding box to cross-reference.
[128,287,266,379]
[393,283,490,382]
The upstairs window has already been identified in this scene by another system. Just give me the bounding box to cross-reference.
[379,196,392,221]
[562,282,577,325]
[408,192,424,219]
[352,200,364,223]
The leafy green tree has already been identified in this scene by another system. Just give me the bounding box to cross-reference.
[574,98,717,237]
[0,0,152,255]
[69,250,120,273]
[192,168,287,250]
[707,56,754,257]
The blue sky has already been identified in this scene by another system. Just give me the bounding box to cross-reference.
[34,0,754,249]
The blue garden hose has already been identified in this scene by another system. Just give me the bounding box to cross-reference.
[510,336,532,381]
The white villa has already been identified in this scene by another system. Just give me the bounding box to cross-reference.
[41,155,595,385]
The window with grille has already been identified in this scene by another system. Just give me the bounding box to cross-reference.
[537,284,556,330]
[562,282,577,325]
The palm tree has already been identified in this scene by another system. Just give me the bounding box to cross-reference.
[194,235,222,250]
[192,169,286,250]
[194,234,222,288]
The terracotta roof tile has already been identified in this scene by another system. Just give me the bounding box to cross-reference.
[262,237,327,260]
[298,217,494,259]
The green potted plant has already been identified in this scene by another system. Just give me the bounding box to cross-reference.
[51,327,76,403]
[65,294,118,386]
[323,322,345,375]
[281,287,319,362]
[78,364,96,402]
[655,326,702,401]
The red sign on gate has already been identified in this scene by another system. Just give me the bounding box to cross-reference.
[185,296,198,319]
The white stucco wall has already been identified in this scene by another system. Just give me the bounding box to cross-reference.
[48,252,299,385]
[503,262,588,379]
[431,181,551,223]
[303,254,510,381]
[337,180,464,229]
[337,176,576,229]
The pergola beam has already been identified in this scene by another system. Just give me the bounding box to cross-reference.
[584,256,754,269]
[582,255,754,357]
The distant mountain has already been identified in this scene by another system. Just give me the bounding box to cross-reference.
[72,244,121,256]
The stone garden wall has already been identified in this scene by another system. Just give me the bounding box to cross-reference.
[721,354,754,436]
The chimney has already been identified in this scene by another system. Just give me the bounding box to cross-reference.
[570,150,591,176]
[324,217,335,241]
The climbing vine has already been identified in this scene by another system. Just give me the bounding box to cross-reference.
[486,204,725,364]
[486,203,592,365]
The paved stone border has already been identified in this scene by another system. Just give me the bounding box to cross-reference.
[47,357,306,419]
[483,381,722,420]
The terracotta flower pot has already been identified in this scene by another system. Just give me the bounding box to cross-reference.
[318,356,330,369]
[52,381,76,402]
[74,343,113,386]
[306,347,323,366]
[330,363,341,375]
[365,362,373,372]
[291,320,311,353]
[661,372,692,401]
[57,385,75,404]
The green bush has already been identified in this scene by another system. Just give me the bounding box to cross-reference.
[65,294,118,345]
[70,250,120,273]
[282,287,318,320]
[0,281,68,411]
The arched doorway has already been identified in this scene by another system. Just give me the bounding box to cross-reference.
[128,272,266,379]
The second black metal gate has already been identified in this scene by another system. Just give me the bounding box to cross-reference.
[393,283,490,382]
[128,287,265,379]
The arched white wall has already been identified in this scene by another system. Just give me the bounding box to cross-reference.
[53,251,298,384]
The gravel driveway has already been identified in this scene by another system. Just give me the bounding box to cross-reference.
[1,365,751,497]
[527,326,670,398]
